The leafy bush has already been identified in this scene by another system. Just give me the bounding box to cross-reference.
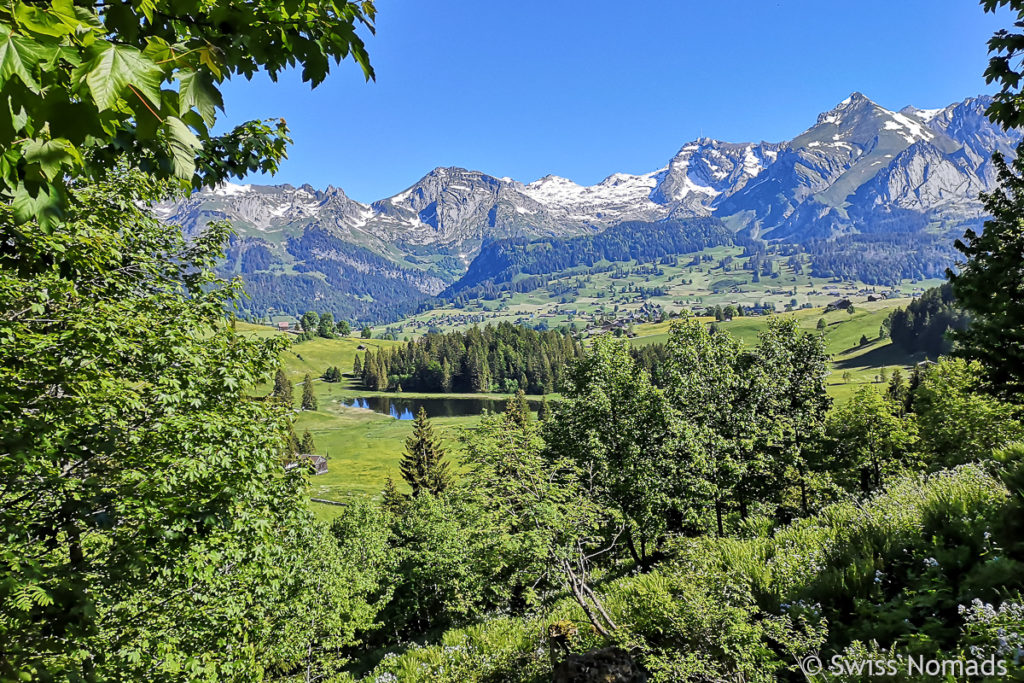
[358,464,1022,681]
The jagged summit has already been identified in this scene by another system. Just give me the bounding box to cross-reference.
[155,93,1017,315]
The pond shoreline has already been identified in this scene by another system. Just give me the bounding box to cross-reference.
[338,394,546,420]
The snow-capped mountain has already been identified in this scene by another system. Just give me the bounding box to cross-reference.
[155,93,1018,320]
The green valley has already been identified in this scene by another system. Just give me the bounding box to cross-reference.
[244,282,929,513]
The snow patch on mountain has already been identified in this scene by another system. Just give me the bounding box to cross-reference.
[523,170,663,207]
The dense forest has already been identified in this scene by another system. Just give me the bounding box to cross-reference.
[226,227,434,321]
[885,283,970,356]
[353,322,582,393]
[806,232,959,284]
[446,217,734,296]
[338,321,1024,682]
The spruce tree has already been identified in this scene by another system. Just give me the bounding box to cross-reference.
[301,374,317,411]
[505,389,531,428]
[381,476,406,515]
[273,369,294,406]
[375,354,389,391]
[887,368,909,411]
[361,351,374,388]
[539,396,552,422]
[286,421,301,455]
[353,354,363,378]
[399,407,450,496]
[300,429,316,454]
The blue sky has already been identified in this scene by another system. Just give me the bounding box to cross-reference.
[218,0,1010,203]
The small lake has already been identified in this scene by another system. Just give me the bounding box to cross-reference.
[340,395,541,420]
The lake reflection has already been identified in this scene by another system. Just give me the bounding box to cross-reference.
[341,395,539,420]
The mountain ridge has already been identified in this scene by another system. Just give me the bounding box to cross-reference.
[154,93,1017,321]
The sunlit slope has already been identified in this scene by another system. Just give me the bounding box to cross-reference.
[629,299,924,400]
[234,321,403,382]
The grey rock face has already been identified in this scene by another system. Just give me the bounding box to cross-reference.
[154,93,1018,304]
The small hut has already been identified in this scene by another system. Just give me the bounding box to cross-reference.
[285,454,328,475]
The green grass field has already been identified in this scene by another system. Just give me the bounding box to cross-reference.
[232,325,530,515]
[234,322,403,382]
[234,287,925,515]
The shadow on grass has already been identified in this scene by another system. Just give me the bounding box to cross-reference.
[834,344,929,370]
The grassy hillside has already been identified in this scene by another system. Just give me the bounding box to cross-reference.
[361,244,941,341]
[629,298,925,401]
[234,321,404,382]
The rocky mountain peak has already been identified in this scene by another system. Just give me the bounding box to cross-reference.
[154,93,1019,317]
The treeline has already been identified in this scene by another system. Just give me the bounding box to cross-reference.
[446,217,734,296]
[355,322,582,394]
[806,233,957,285]
[885,283,970,356]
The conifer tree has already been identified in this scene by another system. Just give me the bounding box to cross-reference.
[286,421,301,455]
[375,355,389,391]
[399,407,450,496]
[273,369,294,406]
[353,354,363,378]
[301,374,317,411]
[539,396,552,422]
[300,429,316,454]
[441,359,453,393]
[505,389,531,428]
[361,351,374,388]
[381,476,406,515]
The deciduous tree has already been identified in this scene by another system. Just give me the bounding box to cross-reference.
[0,175,314,679]
[0,0,376,227]
[317,312,336,339]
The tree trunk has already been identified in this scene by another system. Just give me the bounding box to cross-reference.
[560,559,616,636]
[561,560,610,637]
[715,497,724,537]
[624,528,643,568]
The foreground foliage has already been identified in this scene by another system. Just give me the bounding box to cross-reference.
[0,0,375,226]
[357,462,1024,682]
[0,176,386,681]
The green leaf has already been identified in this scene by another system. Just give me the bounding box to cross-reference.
[0,24,53,92]
[11,181,63,228]
[83,42,162,112]
[178,70,223,127]
[13,2,74,38]
[23,138,81,180]
[165,116,201,180]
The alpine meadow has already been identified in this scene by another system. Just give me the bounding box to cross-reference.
[4,1,1024,682]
